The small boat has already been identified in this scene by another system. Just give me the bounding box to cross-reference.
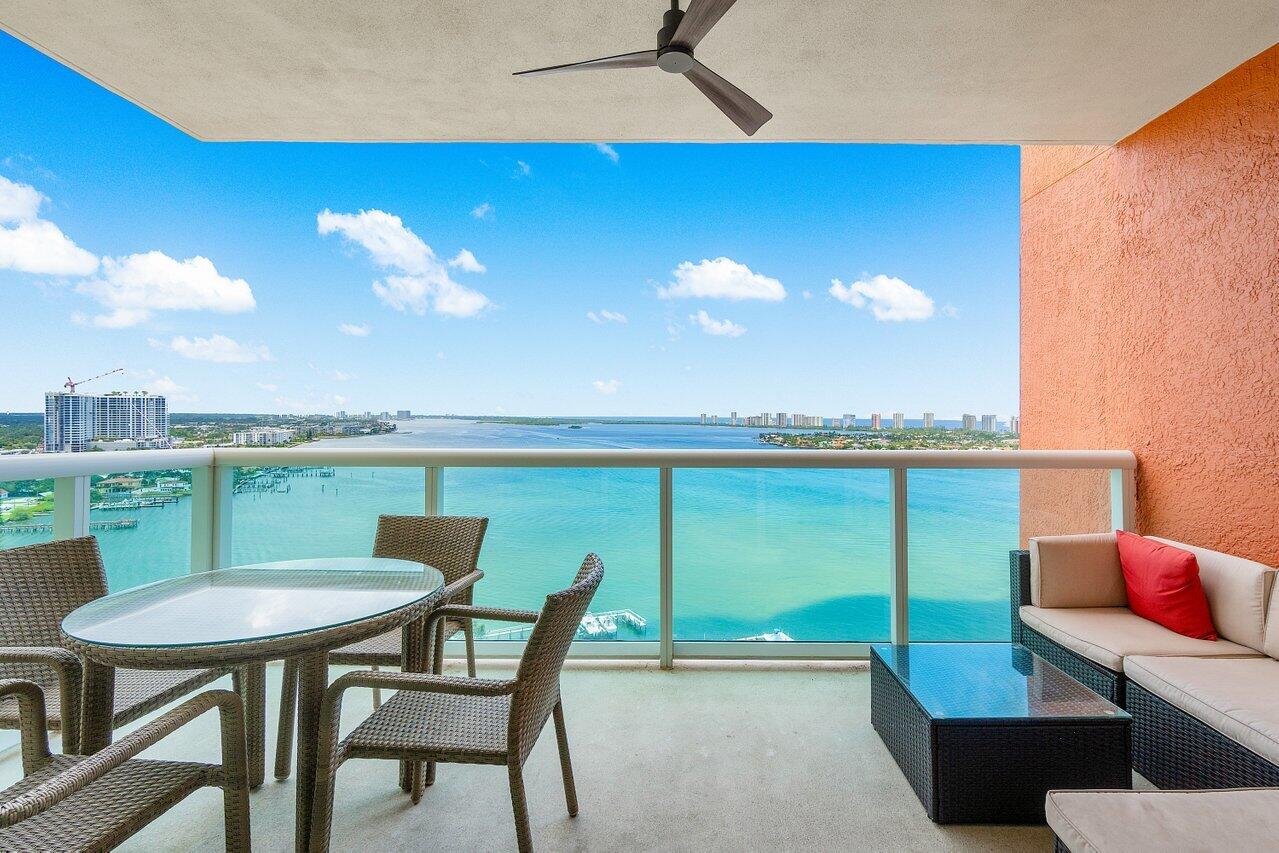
[738,628,794,642]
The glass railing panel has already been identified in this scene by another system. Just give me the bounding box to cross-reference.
[231,466,425,564]
[673,469,891,642]
[90,469,192,591]
[443,467,658,642]
[0,478,55,549]
[906,468,1020,641]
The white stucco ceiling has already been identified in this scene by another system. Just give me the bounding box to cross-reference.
[1,1,1276,143]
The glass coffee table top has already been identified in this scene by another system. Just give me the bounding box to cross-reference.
[871,643,1129,722]
[63,557,445,649]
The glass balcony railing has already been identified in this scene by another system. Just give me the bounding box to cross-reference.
[0,447,1136,661]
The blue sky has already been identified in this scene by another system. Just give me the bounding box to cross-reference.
[0,32,1020,418]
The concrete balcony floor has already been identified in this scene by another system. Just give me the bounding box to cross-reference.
[1,660,1056,851]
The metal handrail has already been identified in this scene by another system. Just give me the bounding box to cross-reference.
[0,447,1136,479]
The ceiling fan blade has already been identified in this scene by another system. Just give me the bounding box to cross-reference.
[671,0,738,49]
[514,49,659,77]
[685,60,772,136]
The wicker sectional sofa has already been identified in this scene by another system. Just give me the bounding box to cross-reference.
[1010,533,1279,790]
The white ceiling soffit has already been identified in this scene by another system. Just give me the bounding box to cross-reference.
[1,1,1276,144]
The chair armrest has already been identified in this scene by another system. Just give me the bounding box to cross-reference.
[330,669,516,698]
[0,647,82,754]
[439,569,483,602]
[0,679,52,775]
[0,688,245,829]
[428,604,539,634]
[1010,550,1031,643]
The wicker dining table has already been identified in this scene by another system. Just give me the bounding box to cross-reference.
[59,557,446,852]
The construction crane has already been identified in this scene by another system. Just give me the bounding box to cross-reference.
[64,367,124,394]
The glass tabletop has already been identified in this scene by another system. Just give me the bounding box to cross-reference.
[871,643,1129,722]
[62,557,445,649]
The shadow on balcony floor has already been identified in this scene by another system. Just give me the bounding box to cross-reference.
[1,660,1055,851]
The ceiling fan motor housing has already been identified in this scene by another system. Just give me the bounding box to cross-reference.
[657,6,695,73]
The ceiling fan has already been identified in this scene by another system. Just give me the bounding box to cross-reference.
[513,0,772,137]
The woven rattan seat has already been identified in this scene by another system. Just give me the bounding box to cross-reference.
[274,515,488,780]
[0,666,224,733]
[0,756,210,851]
[0,680,250,852]
[346,689,511,761]
[0,538,230,754]
[308,554,604,853]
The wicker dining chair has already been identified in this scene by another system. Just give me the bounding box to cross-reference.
[0,537,241,757]
[273,514,488,780]
[0,679,251,852]
[308,554,603,853]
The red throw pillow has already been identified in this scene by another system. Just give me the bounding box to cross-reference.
[1115,530,1217,640]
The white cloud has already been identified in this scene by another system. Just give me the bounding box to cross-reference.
[331,370,356,381]
[471,202,494,220]
[317,209,432,274]
[256,382,279,392]
[942,304,959,318]
[587,309,628,324]
[155,334,272,363]
[829,275,935,322]
[77,251,255,327]
[658,257,786,302]
[690,309,746,337]
[593,378,621,395]
[145,375,196,402]
[593,143,620,164]
[0,176,99,277]
[447,249,486,273]
[514,160,532,177]
[0,175,44,223]
[318,207,492,318]
[338,322,371,337]
[802,290,813,299]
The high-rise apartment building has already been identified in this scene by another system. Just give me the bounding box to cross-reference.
[841,414,854,429]
[336,410,347,419]
[981,414,997,431]
[44,391,169,453]
[870,413,882,430]
[892,412,904,429]
[711,414,718,425]
[397,409,411,419]
[776,412,788,428]
[923,412,934,428]
[1009,415,1021,434]
[730,411,738,426]
[962,414,977,430]
[700,413,707,425]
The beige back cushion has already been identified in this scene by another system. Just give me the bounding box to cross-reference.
[1029,533,1126,608]
[1268,588,1279,659]
[1149,537,1275,652]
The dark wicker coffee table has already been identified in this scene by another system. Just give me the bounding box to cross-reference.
[870,642,1131,824]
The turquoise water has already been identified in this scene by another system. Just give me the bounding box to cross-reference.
[0,420,1023,642]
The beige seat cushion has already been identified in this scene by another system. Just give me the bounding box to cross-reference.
[1125,655,1279,765]
[1029,533,1126,609]
[1019,605,1259,672]
[1148,537,1275,651]
[1046,788,1279,853]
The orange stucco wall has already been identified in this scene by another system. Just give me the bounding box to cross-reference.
[1020,45,1279,563]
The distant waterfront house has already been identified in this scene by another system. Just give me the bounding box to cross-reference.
[96,475,142,494]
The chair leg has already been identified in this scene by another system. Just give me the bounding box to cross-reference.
[420,619,446,790]
[233,663,267,789]
[370,665,382,709]
[509,762,533,853]
[464,621,477,678]
[274,658,298,781]
[552,700,578,817]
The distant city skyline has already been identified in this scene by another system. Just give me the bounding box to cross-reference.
[0,32,1020,416]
